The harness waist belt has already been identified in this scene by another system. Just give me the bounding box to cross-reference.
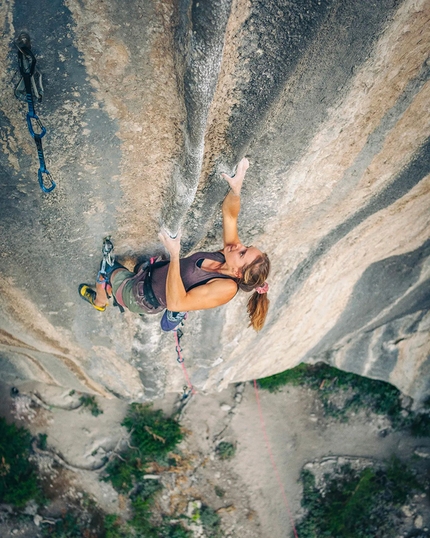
[132,263,163,312]
[143,268,161,309]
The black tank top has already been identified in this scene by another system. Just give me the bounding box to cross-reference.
[150,251,236,308]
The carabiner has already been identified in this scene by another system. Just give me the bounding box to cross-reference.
[38,168,56,193]
[26,112,46,139]
[100,237,115,275]
[176,347,184,363]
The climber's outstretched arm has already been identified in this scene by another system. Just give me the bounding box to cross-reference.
[221,157,249,247]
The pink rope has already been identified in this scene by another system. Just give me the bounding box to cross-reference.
[253,379,299,538]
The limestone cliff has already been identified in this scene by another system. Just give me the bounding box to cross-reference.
[0,0,429,402]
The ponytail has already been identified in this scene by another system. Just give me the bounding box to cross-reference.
[247,291,270,331]
[237,252,271,331]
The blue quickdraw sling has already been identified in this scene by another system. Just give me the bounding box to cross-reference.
[15,33,56,193]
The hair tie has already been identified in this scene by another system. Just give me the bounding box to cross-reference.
[255,282,269,294]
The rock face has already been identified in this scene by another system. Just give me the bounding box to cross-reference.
[0,0,429,402]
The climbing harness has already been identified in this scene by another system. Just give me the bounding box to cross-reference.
[253,379,299,538]
[86,235,196,396]
[174,327,196,396]
[14,32,56,193]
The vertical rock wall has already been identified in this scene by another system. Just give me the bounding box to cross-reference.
[0,0,429,402]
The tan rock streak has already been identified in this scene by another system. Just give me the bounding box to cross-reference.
[200,0,251,180]
[357,80,430,195]
[264,0,430,250]
[0,278,108,395]
[66,0,184,252]
[0,346,56,385]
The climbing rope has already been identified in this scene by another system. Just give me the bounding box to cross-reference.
[253,379,299,538]
[14,32,56,193]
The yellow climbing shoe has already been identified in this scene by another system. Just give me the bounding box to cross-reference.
[78,284,107,312]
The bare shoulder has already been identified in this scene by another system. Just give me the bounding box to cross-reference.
[207,277,238,294]
[184,277,238,311]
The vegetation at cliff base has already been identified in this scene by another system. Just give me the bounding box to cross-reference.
[200,505,223,538]
[104,403,183,493]
[258,362,430,434]
[101,403,191,537]
[215,441,236,460]
[0,417,42,507]
[79,395,104,417]
[295,458,422,538]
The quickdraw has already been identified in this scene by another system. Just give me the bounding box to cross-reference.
[96,236,115,299]
[174,328,185,364]
[14,32,56,193]
[174,327,196,395]
[99,237,115,281]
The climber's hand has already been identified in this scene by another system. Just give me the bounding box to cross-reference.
[221,157,249,195]
[159,228,182,259]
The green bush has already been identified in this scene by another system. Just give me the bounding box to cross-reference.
[216,441,236,460]
[214,486,225,498]
[103,514,130,538]
[38,433,48,450]
[409,413,430,437]
[0,417,41,507]
[101,405,216,538]
[159,521,193,538]
[129,494,158,537]
[41,512,96,537]
[104,404,183,494]
[295,458,421,538]
[79,395,103,417]
[123,403,184,459]
[103,452,137,493]
[258,363,319,391]
[102,404,185,535]
[200,505,222,538]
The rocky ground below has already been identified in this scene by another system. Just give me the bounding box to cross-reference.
[0,376,429,537]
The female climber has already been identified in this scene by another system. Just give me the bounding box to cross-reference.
[79,158,271,331]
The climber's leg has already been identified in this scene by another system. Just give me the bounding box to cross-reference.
[94,277,110,307]
[94,268,126,307]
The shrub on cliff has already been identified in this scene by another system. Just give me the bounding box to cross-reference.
[102,403,188,535]
[104,403,183,493]
[0,417,41,507]
[295,458,422,538]
[257,362,430,433]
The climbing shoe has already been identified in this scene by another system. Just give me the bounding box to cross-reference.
[78,284,107,312]
[160,310,187,332]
